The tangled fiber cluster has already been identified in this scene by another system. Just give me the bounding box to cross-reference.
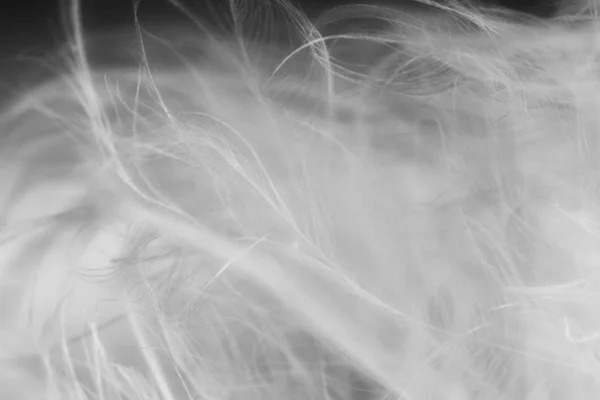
[2,0,600,398]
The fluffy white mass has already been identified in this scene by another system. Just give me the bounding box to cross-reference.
[1,0,600,399]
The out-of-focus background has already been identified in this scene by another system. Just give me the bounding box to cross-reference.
[0,0,560,88]
[0,0,562,49]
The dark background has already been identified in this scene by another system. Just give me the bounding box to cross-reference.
[0,0,559,76]
[0,0,560,39]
